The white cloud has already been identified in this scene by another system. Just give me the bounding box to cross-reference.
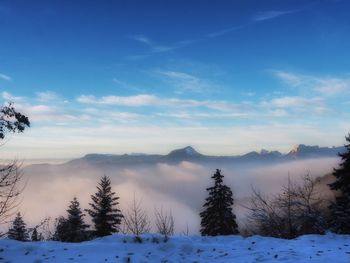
[261,96,329,115]
[269,96,323,108]
[156,111,253,120]
[274,70,350,96]
[268,109,289,117]
[2,121,347,160]
[1,88,345,160]
[77,94,159,107]
[36,91,59,102]
[0,73,11,81]
[1,91,23,102]
[274,71,303,87]
[242,92,256,97]
[76,94,236,111]
[18,104,76,122]
[158,70,215,94]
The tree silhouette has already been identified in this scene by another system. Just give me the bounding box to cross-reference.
[0,103,30,139]
[0,103,29,226]
[329,134,350,233]
[200,169,239,236]
[31,228,39,241]
[86,176,123,237]
[8,212,29,241]
[53,197,89,242]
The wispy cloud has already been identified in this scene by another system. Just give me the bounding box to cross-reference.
[242,92,256,97]
[129,34,199,56]
[76,94,236,111]
[22,105,76,122]
[128,7,302,58]
[1,88,347,159]
[157,70,216,94]
[129,35,152,45]
[207,24,247,38]
[261,96,330,115]
[274,70,350,96]
[252,10,297,22]
[77,94,159,107]
[112,78,144,92]
[268,96,323,108]
[0,73,12,81]
[36,91,59,102]
[208,9,299,38]
[0,91,75,123]
[1,91,23,102]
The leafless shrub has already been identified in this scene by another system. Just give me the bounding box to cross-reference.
[122,196,151,236]
[182,223,190,236]
[0,103,29,234]
[29,217,52,241]
[154,208,174,236]
[245,174,329,239]
[0,161,25,228]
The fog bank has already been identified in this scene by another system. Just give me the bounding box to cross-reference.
[18,157,339,234]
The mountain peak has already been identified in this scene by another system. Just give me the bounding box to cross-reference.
[288,144,344,158]
[260,149,282,156]
[183,146,199,155]
[167,146,201,158]
[289,144,319,155]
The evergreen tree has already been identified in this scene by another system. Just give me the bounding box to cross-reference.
[329,134,350,233]
[53,198,89,242]
[200,169,239,236]
[66,197,89,242]
[53,216,69,241]
[31,228,39,241]
[8,213,29,241]
[86,175,123,237]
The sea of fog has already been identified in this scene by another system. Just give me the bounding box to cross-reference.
[14,157,340,235]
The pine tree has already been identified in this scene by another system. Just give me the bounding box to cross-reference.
[31,228,39,241]
[86,175,123,237]
[53,198,89,242]
[8,213,29,241]
[329,134,350,233]
[66,197,89,242]
[200,169,239,236]
[53,216,69,241]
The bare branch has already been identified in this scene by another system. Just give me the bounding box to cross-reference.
[122,195,151,236]
[245,174,329,238]
[154,207,174,236]
[0,160,25,226]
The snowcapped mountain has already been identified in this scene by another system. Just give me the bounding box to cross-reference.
[288,144,345,158]
[25,144,345,171]
[167,146,202,159]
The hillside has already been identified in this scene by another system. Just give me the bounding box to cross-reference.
[1,234,350,262]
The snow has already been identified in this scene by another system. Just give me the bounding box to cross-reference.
[184,146,199,156]
[1,233,350,262]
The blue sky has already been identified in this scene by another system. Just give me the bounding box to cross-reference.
[1,0,350,159]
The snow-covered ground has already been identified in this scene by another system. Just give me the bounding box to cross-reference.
[1,233,350,262]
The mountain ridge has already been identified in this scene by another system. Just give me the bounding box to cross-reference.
[81,144,344,159]
[56,144,345,169]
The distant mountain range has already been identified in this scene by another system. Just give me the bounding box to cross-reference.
[59,144,345,168]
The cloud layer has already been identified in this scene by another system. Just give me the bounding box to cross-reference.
[19,157,339,233]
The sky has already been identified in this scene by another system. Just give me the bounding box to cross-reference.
[1,0,350,159]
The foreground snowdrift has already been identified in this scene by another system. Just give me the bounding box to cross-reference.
[0,233,349,262]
